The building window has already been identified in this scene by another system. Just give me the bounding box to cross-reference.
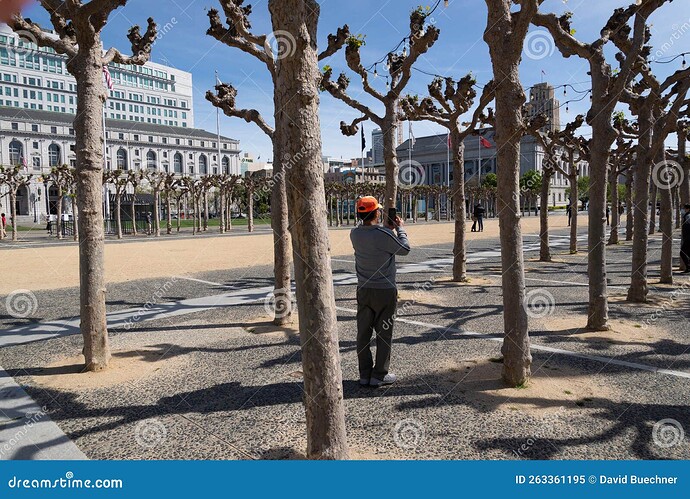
[174,153,183,174]
[32,156,41,170]
[48,144,61,167]
[148,136,154,143]
[222,156,230,175]
[33,141,39,150]
[9,140,23,165]
[199,154,208,175]
[146,150,157,171]
[119,133,124,140]
[116,149,128,170]
[50,126,57,134]
[11,122,18,130]
[133,134,139,141]
[31,124,39,132]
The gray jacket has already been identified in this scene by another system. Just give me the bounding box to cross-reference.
[350,224,411,289]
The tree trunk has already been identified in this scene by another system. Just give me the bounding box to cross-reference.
[569,171,578,254]
[628,105,652,303]
[177,198,182,233]
[270,130,293,326]
[70,40,110,371]
[115,192,122,239]
[649,184,657,235]
[270,0,348,459]
[452,135,467,281]
[539,169,552,262]
[131,192,137,236]
[586,118,613,330]
[484,8,531,386]
[72,195,79,241]
[658,152,673,284]
[247,185,254,232]
[219,189,226,234]
[608,169,619,245]
[382,113,399,212]
[166,193,172,235]
[625,171,634,241]
[56,192,64,240]
[10,190,17,241]
[154,189,161,237]
[203,189,209,231]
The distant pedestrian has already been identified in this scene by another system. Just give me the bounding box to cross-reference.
[351,196,410,387]
[472,203,485,232]
[0,213,6,238]
[146,212,152,235]
[566,204,572,226]
[681,204,690,274]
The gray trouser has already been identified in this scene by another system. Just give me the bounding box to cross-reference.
[356,287,397,381]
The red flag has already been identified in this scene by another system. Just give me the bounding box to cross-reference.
[447,132,451,148]
[479,136,492,149]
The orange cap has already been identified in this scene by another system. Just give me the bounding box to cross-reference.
[356,196,382,214]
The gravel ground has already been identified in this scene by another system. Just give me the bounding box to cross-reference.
[1,222,689,460]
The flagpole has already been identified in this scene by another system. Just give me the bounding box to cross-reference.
[103,85,109,224]
[215,70,222,175]
[446,131,450,188]
[477,133,481,188]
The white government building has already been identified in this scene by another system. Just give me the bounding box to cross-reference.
[0,24,240,224]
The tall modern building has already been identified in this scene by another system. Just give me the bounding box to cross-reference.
[526,82,561,133]
[0,25,241,224]
[371,128,384,165]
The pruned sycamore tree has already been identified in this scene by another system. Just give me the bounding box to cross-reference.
[0,165,32,241]
[127,169,144,236]
[320,6,440,211]
[43,164,75,240]
[621,63,690,298]
[528,116,585,262]
[207,0,348,326]
[9,1,157,371]
[401,75,494,281]
[607,122,636,246]
[533,0,669,330]
[266,0,349,459]
[482,0,540,387]
[105,169,128,240]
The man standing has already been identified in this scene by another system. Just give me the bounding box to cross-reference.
[681,204,690,274]
[350,196,410,387]
[146,212,153,235]
[473,202,485,232]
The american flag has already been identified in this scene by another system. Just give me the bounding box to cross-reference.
[102,65,114,91]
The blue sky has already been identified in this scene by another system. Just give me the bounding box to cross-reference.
[23,0,690,160]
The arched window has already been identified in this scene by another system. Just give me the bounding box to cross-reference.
[116,148,128,170]
[146,150,157,171]
[48,144,61,167]
[222,156,230,175]
[9,140,23,166]
[174,153,183,174]
[199,154,208,175]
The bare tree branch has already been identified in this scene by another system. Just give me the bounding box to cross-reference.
[206,83,275,139]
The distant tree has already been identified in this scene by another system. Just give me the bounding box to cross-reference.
[401,74,494,281]
[0,165,32,241]
[321,6,440,212]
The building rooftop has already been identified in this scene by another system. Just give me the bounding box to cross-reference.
[0,107,237,143]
